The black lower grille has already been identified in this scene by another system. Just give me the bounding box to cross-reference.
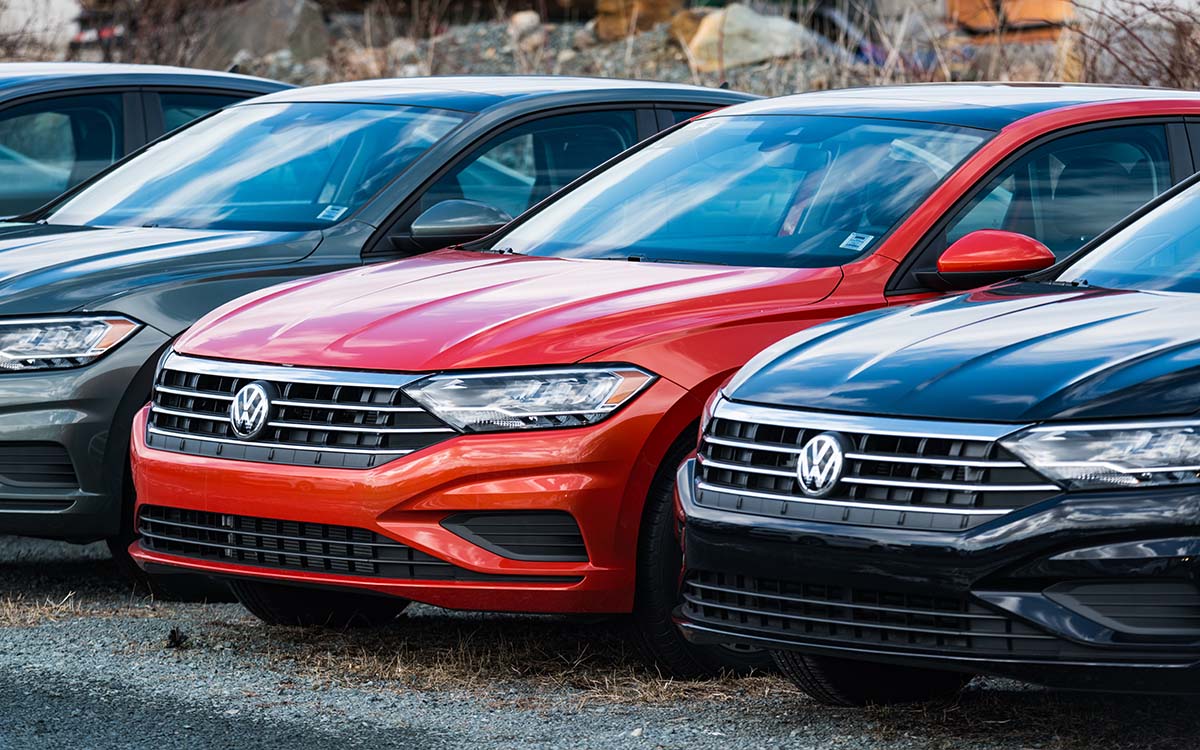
[1046,581,1200,638]
[682,570,1064,658]
[0,442,78,489]
[138,506,579,583]
[442,512,588,561]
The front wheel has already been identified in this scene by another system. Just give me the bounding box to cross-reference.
[632,435,774,678]
[773,651,971,706]
[229,579,409,627]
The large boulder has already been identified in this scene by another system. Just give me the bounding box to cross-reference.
[192,0,330,71]
[595,0,683,42]
[687,3,820,73]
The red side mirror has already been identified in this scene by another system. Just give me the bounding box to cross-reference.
[921,230,1056,291]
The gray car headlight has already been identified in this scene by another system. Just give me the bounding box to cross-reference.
[1002,421,1200,490]
[403,366,656,433]
[0,315,141,371]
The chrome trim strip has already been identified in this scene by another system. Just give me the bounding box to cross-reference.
[703,435,802,454]
[712,399,1026,441]
[266,420,454,435]
[687,579,1008,620]
[842,476,1059,492]
[697,455,794,478]
[152,405,227,421]
[147,425,414,456]
[844,452,1024,469]
[696,481,1010,516]
[155,385,234,401]
[162,352,424,389]
[272,399,423,413]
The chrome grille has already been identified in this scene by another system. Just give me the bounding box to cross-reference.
[147,353,456,468]
[696,400,1059,530]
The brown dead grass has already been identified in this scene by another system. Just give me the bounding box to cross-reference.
[0,591,82,627]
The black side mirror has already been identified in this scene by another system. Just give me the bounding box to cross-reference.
[407,199,513,251]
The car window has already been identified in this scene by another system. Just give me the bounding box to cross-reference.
[493,115,987,268]
[47,102,465,232]
[939,124,1171,259]
[159,92,244,133]
[668,109,706,125]
[0,93,125,215]
[409,110,639,223]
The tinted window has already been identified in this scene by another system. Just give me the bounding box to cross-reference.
[160,92,244,132]
[1057,182,1200,293]
[939,125,1171,258]
[47,102,465,232]
[494,115,986,268]
[0,93,125,215]
[669,109,706,125]
[410,110,639,223]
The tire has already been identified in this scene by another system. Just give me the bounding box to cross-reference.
[229,579,409,627]
[632,430,775,678]
[772,651,971,706]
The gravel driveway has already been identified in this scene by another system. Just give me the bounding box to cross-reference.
[1,536,1198,750]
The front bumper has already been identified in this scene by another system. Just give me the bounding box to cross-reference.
[674,458,1200,693]
[129,376,691,613]
[0,325,169,541]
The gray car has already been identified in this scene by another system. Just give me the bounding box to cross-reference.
[0,62,288,216]
[0,75,753,569]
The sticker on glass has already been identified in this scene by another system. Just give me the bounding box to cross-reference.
[317,205,348,222]
[839,233,875,252]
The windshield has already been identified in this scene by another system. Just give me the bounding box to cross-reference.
[46,102,466,232]
[493,115,988,267]
[1058,183,1200,293]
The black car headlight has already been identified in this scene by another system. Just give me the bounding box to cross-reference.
[1003,421,1200,491]
[0,315,141,371]
[403,366,656,433]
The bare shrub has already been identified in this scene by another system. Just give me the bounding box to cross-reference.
[1070,0,1200,88]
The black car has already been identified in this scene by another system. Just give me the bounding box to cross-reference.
[0,62,287,216]
[675,175,1200,703]
[0,75,752,570]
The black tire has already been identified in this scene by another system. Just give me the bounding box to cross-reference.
[632,430,775,678]
[229,579,409,627]
[772,651,971,706]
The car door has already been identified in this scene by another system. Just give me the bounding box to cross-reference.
[375,107,651,257]
[0,91,134,216]
[888,120,1192,296]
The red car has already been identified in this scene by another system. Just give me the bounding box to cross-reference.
[130,84,1200,678]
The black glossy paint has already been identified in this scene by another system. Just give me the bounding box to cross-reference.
[725,282,1200,423]
[0,77,752,542]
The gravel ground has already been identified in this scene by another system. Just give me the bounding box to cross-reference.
[2,536,1199,750]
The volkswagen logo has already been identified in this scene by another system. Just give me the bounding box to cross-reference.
[229,381,274,440]
[797,432,849,497]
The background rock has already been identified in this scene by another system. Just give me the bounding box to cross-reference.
[192,0,330,71]
[687,3,821,73]
[594,0,683,42]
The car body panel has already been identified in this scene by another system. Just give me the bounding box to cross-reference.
[724,283,1200,423]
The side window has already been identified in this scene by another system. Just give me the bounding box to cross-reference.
[936,124,1172,261]
[669,109,706,125]
[0,93,125,215]
[411,110,639,222]
[159,92,244,133]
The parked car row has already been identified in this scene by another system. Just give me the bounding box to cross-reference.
[4,64,1200,703]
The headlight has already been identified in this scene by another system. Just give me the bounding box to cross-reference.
[403,366,656,433]
[1002,421,1200,490]
[0,315,141,371]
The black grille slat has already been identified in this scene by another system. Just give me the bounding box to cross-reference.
[441,511,589,562]
[697,415,1059,530]
[138,505,579,583]
[148,359,458,469]
[0,442,79,489]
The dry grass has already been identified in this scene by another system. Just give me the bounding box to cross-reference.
[0,591,81,627]
[206,610,796,707]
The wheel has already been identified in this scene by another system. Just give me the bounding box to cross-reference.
[772,651,971,706]
[632,430,775,678]
[229,579,409,627]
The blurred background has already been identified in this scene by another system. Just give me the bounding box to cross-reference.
[0,0,1196,96]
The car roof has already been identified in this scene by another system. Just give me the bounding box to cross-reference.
[713,82,1200,130]
[245,75,755,112]
[0,62,286,92]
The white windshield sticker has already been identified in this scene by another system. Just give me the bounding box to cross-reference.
[318,205,348,222]
[839,232,875,252]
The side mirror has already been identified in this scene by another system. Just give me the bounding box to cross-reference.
[408,199,513,250]
[917,230,1056,291]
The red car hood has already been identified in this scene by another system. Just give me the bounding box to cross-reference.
[177,249,841,371]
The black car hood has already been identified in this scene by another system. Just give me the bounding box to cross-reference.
[725,282,1200,423]
[0,222,318,318]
